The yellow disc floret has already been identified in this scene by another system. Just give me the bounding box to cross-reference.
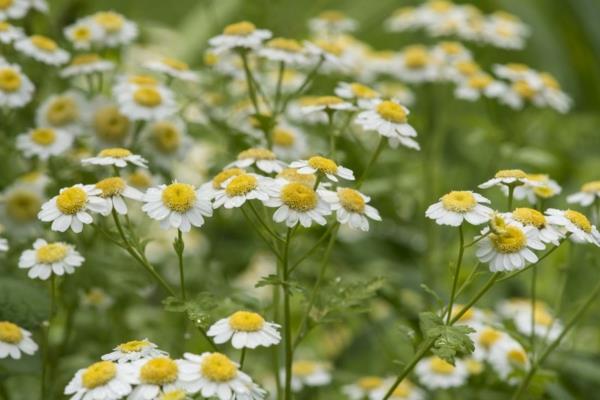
[357,376,383,390]
[140,357,179,385]
[237,148,276,160]
[350,83,379,99]
[118,339,150,353]
[281,183,318,212]
[30,128,56,146]
[338,188,365,213]
[128,170,152,189]
[228,311,265,332]
[152,121,181,153]
[391,380,412,397]
[508,349,528,365]
[455,60,480,77]
[429,357,455,374]
[30,35,58,51]
[71,53,101,66]
[490,225,527,253]
[0,1,13,11]
[94,12,125,32]
[212,168,244,189]
[94,106,130,142]
[36,243,69,264]
[56,186,88,215]
[201,353,238,382]
[0,67,21,92]
[441,191,476,212]
[223,21,256,36]
[313,96,344,107]
[71,26,91,42]
[403,45,429,68]
[162,183,197,213]
[376,101,407,123]
[0,321,23,344]
[468,74,493,89]
[267,37,303,52]
[96,177,126,197]
[99,148,132,158]
[564,209,592,233]
[512,208,546,229]
[478,327,503,348]
[47,96,79,126]
[225,174,258,197]
[277,168,316,187]
[160,390,187,400]
[82,361,117,389]
[513,80,536,99]
[495,169,527,179]
[307,156,337,174]
[273,128,295,147]
[6,189,41,222]
[129,75,158,86]
[163,57,189,71]
[133,87,162,107]
[292,361,317,376]
[582,181,600,193]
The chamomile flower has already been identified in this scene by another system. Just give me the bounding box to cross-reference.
[512,304,563,342]
[81,287,114,310]
[130,356,182,400]
[354,100,420,150]
[89,11,138,48]
[545,208,600,246]
[431,41,472,66]
[60,53,114,78]
[0,321,38,359]
[508,173,562,204]
[102,340,167,363]
[15,34,70,65]
[0,238,7,252]
[36,91,87,135]
[395,45,438,83]
[142,182,213,232]
[0,63,34,108]
[290,156,354,182]
[426,191,492,226]
[308,10,357,36]
[0,21,23,43]
[198,168,246,200]
[0,0,29,21]
[116,83,177,121]
[454,73,506,101]
[207,311,281,349]
[446,59,481,82]
[209,21,272,53]
[142,118,192,165]
[227,148,285,174]
[114,74,161,94]
[482,11,529,50]
[38,184,109,233]
[264,180,331,227]
[335,82,381,108]
[16,127,73,160]
[567,181,600,207]
[301,95,354,115]
[0,181,45,233]
[289,360,331,392]
[471,325,511,361]
[88,99,132,146]
[385,7,420,33]
[319,187,381,231]
[95,177,143,215]
[369,379,424,400]
[535,72,572,113]
[276,167,317,187]
[271,125,308,160]
[65,360,136,400]
[304,39,347,73]
[505,208,563,245]
[18,239,84,280]
[488,338,529,382]
[144,57,199,82]
[212,173,275,210]
[479,169,539,190]
[259,37,307,65]
[82,148,148,168]
[177,352,266,399]
[342,376,385,400]
[415,356,468,389]
[64,20,101,50]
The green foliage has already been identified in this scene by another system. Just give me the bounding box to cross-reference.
[163,293,218,329]
[419,311,475,365]
[0,278,50,330]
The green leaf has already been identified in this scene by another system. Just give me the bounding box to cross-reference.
[419,312,475,365]
[0,278,50,330]
[163,292,218,329]
[313,277,385,323]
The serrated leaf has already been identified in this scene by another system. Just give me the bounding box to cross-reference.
[162,292,218,329]
[419,311,475,365]
[0,278,50,329]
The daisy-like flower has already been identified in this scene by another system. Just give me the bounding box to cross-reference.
[198,168,246,200]
[342,376,385,400]
[415,356,468,390]
[130,356,182,400]
[144,57,199,82]
[65,360,136,400]
[454,73,506,101]
[18,239,84,280]
[431,41,472,66]
[319,187,381,231]
[369,378,425,400]
[264,180,331,227]
[89,11,138,48]
[116,82,177,121]
[535,72,572,113]
[16,127,73,160]
[177,352,266,399]
[567,181,600,207]
[482,11,529,50]
[155,389,190,400]
[505,208,563,245]
[142,182,213,232]
[36,91,86,135]
[0,237,8,252]
[209,21,272,53]
[384,6,420,33]
[0,63,34,108]
[512,304,563,342]
[479,169,539,190]
[102,339,167,363]
[471,325,511,361]
[508,173,562,204]
[271,125,308,160]
[212,173,275,210]
[81,288,114,310]
[0,0,29,20]
[60,53,114,78]
[82,148,148,168]
[446,59,481,82]
[0,21,24,44]
[1,181,45,232]
[487,338,529,382]
[88,99,132,146]
[301,95,354,116]
[258,37,307,65]
[64,19,101,50]
[38,184,109,233]
[545,208,600,246]
[476,216,545,272]
[308,10,357,36]
[354,100,420,150]
[426,190,492,226]
[448,304,494,330]
[113,73,160,94]
[227,148,285,174]
[289,360,331,392]
[395,45,438,83]
[143,118,192,166]
[15,34,70,65]
[290,155,354,182]
[95,176,143,215]
[0,321,37,359]
[207,310,281,349]
[335,82,381,108]
[304,39,347,73]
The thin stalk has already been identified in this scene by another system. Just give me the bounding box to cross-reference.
[239,348,247,369]
[279,56,324,114]
[446,225,465,324]
[240,206,282,259]
[175,229,186,300]
[530,265,537,357]
[247,202,283,242]
[327,111,335,158]
[130,120,145,150]
[463,231,490,248]
[356,136,386,189]
[454,262,480,299]
[240,51,261,115]
[289,223,336,274]
[507,185,515,210]
[274,61,286,111]
[282,228,293,400]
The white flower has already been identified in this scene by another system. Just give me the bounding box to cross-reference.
[567,180,600,207]
[87,97,132,146]
[16,127,73,160]
[264,180,331,228]
[60,53,114,78]
[343,376,385,400]
[227,148,286,174]
[304,39,347,73]
[300,95,355,115]
[0,0,29,20]
[415,356,468,390]
[487,338,529,383]
[354,100,420,150]
[15,34,70,65]
[394,45,438,83]
[82,148,148,169]
[0,21,24,44]
[38,184,109,233]
[271,125,308,160]
[0,63,34,108]
[0,238,8,252]
[88,11,138,48]
[129,356,183,400]
[115,83,177,121]
[288,360,331,392]
[209,21,272,53]
[258,37,307,65]
[513,307,563,342]
[198,168,246,200]
[482,12,529,50]
[454,73,507,101]
[426,191,492,226]
[36,91,87,135]
[212,173,275,209]
[471,325,512,361]
[290,156,354,182]
[207,311,281,349]
[319,187,381,231]
[102,339,167,363]
[177,352,266,399]
[369,378,424,400]
[142,118,192,167]
[95,176,144,215]
[64,19,101,50]
[142,182,213,232]
[65,360,136,400]
[308,10,357,35]
[144,57,199,82]
[18,239,84,280]
[384,7,420,33]
[335,82,381,109]
[545,208,600,246]
[507,173,562,204]
[0,321,38,359]
[479,169,539,189]
[504,208,563,245]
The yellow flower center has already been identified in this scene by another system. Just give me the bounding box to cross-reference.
[128,170,152,189]
[118,339,150,353]
[439,41,462,55]
[267,37,303,52]
[6,190,41,222]
[376,101,407,123]
[508,349,527,365]
[140,357,179,385]
[540,72,560,90]
[468,74,493,89]
[281,183,318,212]
[391,381,412,397]
[534,309,553,326]
[441,191,476,212]
[96,177,126,198]
[338,188,365,213]
[292,361,317,376]
[582,181,600,193]
[163,57,189,71]
[496,25,513,38]
[31,35,58,51]
[533,185,555,199]
[350,83,379,99]
[357,376,383,390]
[204,51,218,66]
[72,26,91,41]
[94,12,125,32]
[314,39,344,56]
[495,169,527,179]
[404,46,429,68]
[224,174,258,197]
[307,156,338,174]
[277,168,316,187]
[152,121,181,153]
[30,128,56,146]
[201,353,238,382]
[0,0,13,10]
[313,95,344,107]
[506,63,529,72]
[71,53,101,66]
[318,10,346,22]
[466,359,484,375]
[490,225,527,253]
[478,327,503,349]
[273,128,295,147]
[162,183,196,213]
[228,311,265,331]
[0,67,21,92]
[0,21,9,31]
[212,168,244,189]
[223,21,256,36]
[429,0,452,12]
[82,361,117,389]
[94,106,130,142]
[237,148,276,161]
[56,186,88,215]
[513,80,536,99]
[46,96,79,127]
[564,210,592,233]
[455,60,480,76]
[451,306,474,322]
[133,87,163,107]
[0,322,22,344]
[99,147,132,158]
[36,243,69,263]
[129,75,158,86]
[512,208,546,229]
[429,357,455,374]
[160,390,187,400]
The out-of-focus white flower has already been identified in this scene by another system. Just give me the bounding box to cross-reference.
[18,239,84,280]
[82,148,148,169]
[0,21,24,44]
[0,0,29,21]
[545,208,600,246]
[16,127,73,160]
[415,356,468,389]
[209,21,272,53]
[568,180,600,207]
[60,53,114,78]
[0,321,38,359]
[0,63,34,108]
[64,19,102,50]
[88,11,138,48]
[259,37,308,65]
[36,91,87,135]
[144,57,199,82]
[15,34,70,65]
[288,360,331,392]
[308,10,357,36]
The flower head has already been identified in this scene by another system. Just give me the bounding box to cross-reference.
[207,311,281,349]
[0,321,38,359]
[18,239,84,280]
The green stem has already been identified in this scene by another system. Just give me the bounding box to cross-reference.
[274,61,286,111]
[530,265,537,357]
[279,56,324,114]
[507,185,515,210]
[247,202,283,242]
[356,136,385,189]
[446,225,464,324]
[327,111,335,158]
[175,229,186,300]
[463,231,490,248]
[240,206,282,259]
[130,120,145,150]
[239,348,247,370]
[289,223,336,274]
[282,228,293,400]
[240,50,261,115]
